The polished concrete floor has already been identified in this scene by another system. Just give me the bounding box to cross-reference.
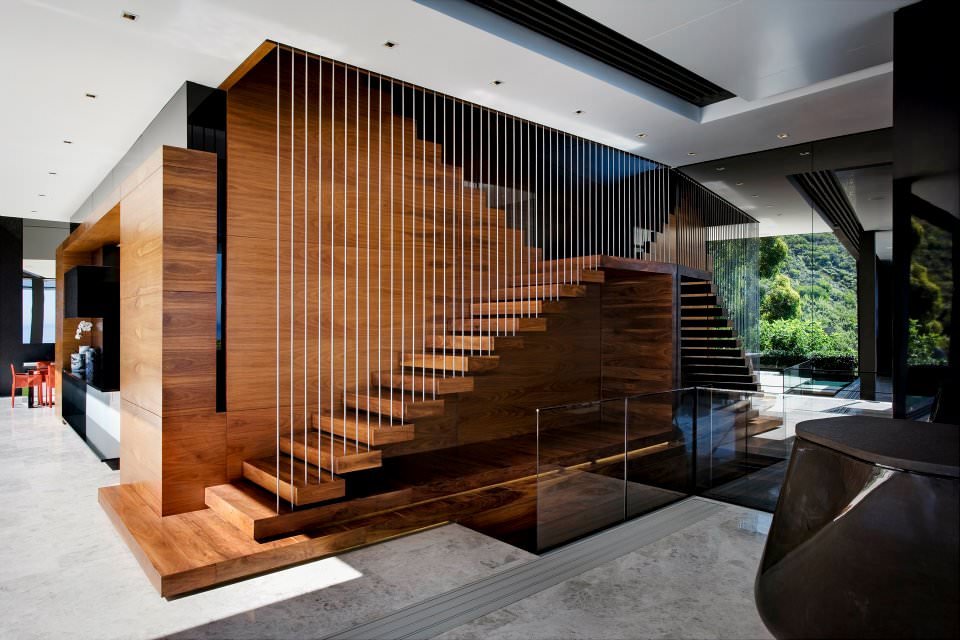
[1,400,773,640]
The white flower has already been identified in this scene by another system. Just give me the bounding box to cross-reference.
[75,320,93,340]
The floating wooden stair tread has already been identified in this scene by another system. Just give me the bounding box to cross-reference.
[370,371,474,395]
[471,300,542,316]
[279,435,382,474]
[511,269,605,286]
[402,353,499,373]
[242,455,345,506]
[314,413,416,446]
[345,391,444,419]
[487,284,586,300]
[425,334,496,352]
[449,317,547,333]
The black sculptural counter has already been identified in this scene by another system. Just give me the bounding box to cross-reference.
[755,417,959,639]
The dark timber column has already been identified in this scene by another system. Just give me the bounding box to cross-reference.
[892,0,960,416]
[857,231,878,400]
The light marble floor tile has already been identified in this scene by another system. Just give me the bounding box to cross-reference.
[0,403,774,640]
[0,405,535,640]
[436,505,774,640]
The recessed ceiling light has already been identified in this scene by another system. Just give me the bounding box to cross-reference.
[63,140,72,144]
[767,204,774,208]
[751,194,759,198]
[85,93,97,99]
[491,80,503,86]
[383,41,397,48]
[799,151,811,156]
[687,152,697,156]
[38,194,46,197]
[121,10,138,21]
[30,210,37,213]
[776,132,789,139]
[777,213,783,217]
[735,181,744,186]
[48,171,57,175]
[869,195,885,201]
[636,133,647,138]
[715,167,725,172]
[574,109,584,115]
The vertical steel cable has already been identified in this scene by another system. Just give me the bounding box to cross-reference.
[275,47,280,512]
[512,117,516,325]
[442,95,447,381]
[329,60,335,479]
[377,74,382,441]
[433,92,439,389]
[460,101,465,374]
[470,105,475,364]
[390,77,395,418]
[486,109,491,349]
[317,56,325,481]
[421,89,427,397]
[401,82,406,419]
[367,72,373,448]
[303,51,308,485]
[289,48,294,506]
[354,68,360,453]
[342,63,348,455]
[495,112,500,339]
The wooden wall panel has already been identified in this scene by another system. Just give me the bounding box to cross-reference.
[119,146,224,515]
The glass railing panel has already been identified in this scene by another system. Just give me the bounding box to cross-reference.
[697,387,789,512]
[535,398,629,552]
[625,389,696,519]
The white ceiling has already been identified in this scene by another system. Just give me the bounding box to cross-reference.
[0,0,910,223]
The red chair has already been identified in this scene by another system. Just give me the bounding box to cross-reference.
[45,363,56,407]
[35,361,51,407]
[10,364,42,408]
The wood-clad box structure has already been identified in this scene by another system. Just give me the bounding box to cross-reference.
[118,146,223,516]
[87,41,763,597]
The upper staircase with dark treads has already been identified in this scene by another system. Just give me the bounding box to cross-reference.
[680,279,760,392]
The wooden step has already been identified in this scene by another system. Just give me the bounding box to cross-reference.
[696,381,761,392]
[279,435,382,474]
[680,305,725,317]
[746,415,784,436]
[370,371,474,395]
[681,327,736,338]
[680,281,713,294]
[241,455,346,506]
[425,334,496,353]
[682,355,749,367]
[345,391,444,420]
[685,364,752,376]
[511,269,605,286]
[314,413,415,445]
[471,300,542,316]
[681,293,719,306]
[687,372,757,384]
[485,284,586,300]
[681,336,741,349]
[448,317,547,333]
[681,317,731,328]
[402,353,499,373]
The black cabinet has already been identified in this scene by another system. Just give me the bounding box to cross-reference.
[63,265,119,318]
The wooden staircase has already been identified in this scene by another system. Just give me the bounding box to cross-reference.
[226,250,606,508]
[680,279,760,392]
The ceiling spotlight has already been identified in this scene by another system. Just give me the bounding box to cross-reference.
[63,140,72,144]
[869,195,886,201]
[39,194,46,197]
[574,109,584,115]
[48,171,57,175]
[751,194,760,198]
[121,10,138,21]
[636,132,647,138]
[799,151,811,156]
[735,181,744,186]
[85,93,97,99]
[491,80,503,86]
[383,41,397,48]
[30,210,37,213]
[687,151,697,156]
[715,167,725,172]
[776,132,790,139]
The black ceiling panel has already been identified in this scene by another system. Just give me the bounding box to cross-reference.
[464,0,735,107]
